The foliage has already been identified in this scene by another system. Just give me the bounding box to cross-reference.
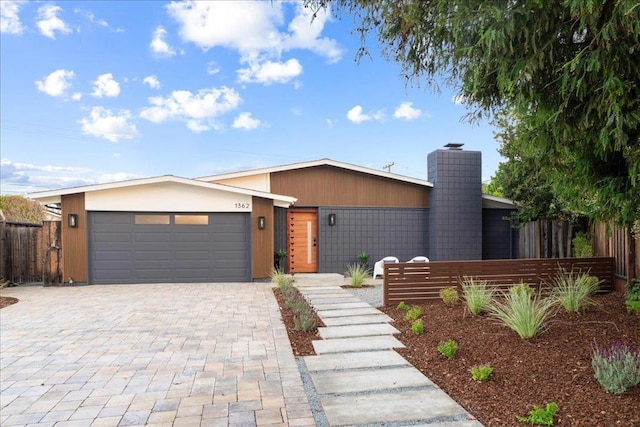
[488,289,556,339]
[275,249,288,259]
[516,402,559,426]
[550,269,600,313]
[410,319,424,334]
[397,301,411,311]
[572,233,594,258]
[437,339,458,359]
[439,287,459,305]
[404,306,422,321]
[625,279,640,315]
[346,263,370,287]
[470,364,493,382]
[509,283,533,298]
[294,305,317,332]
[591,341,640,394]
[0,195,45,224]
[357,252,370,266]
[461,276,495,316]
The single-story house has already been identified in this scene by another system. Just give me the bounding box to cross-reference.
[29,145,518,285]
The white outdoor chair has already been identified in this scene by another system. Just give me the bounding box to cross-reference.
[407,256,430,263]
[373,256,399,279]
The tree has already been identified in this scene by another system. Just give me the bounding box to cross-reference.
[0,195,45,224]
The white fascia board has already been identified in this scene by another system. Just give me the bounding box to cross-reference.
[482,194,517,208]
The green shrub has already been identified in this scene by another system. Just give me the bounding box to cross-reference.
[470,364,493,381]
[510,282,533,297]
[591,341,640,394]
[286,294,308,312]
[397,301,411,311]
[437,339,458,359]
[294,306,316,332]
[439,287,460,305]
[461,276,495,315]
[357,252,370,267]
[411,319,424,334]
[572,232,593,258]
[625,279,640,315]
[551,269,600,313]
[488,289,556,339]
[346,263,370,287]
[404,306,422,321]
[516,402,559,426]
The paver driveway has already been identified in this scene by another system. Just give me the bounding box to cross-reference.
[0,283,314,427]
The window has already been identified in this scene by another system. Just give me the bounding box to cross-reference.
[175,215,209,225]
[135,214,170,225]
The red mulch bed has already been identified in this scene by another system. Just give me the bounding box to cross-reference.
[0,296,19,308]
[273,288,324,356]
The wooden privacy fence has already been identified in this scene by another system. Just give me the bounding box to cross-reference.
[383,257,615,305]
[0,221,62,285]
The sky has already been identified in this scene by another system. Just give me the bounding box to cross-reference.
[0,0,505,196]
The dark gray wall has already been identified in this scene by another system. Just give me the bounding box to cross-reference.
[482,209,519,259]
[428,149,482,260]
[318,207,429,274]
[274,207,287,270]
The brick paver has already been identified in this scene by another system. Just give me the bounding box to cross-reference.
[0,283,314,426]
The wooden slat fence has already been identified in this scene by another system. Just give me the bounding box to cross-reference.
[383,257,615,305]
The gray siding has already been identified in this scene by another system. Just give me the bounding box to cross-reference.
[88,212,251,284]
[482,209,519,259]
[317,207,429,273]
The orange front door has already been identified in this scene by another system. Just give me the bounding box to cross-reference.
[288,210,318,273]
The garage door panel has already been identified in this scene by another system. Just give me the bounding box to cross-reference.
[89,212,250,284]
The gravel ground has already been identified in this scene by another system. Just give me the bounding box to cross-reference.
[348,282,384,307]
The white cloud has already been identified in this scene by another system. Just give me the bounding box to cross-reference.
[140,86,241,132]
[37,4,72,39]
[326,118,337,128]
[150,26,176,58]
[452,94,467,105]
[71,92,82,101]
[393,102,424,121]
[91,73,120,98]
[232,112,261,130]
[207,61,220,75]
[86,11,108,27]
[237,58,302,85]
[1,0,25,35]
[346,105,384,124]
[35,69,75,97]
[143,75,161,89]
[79,107,138,143]
[283,3,344,63]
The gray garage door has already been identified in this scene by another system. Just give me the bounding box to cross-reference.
[88,212,251,284]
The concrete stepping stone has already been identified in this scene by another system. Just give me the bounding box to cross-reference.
[312,335,404,354]
[303,350,409,372]
[312,302,371,310]
[311,366,432,394]
[321,314,393,326]
[317,323,399,339]
[306,296,361,304]
[319,389,470,426]
[305,293,352,301]
[317,307,381,318]
[298,287,345,294]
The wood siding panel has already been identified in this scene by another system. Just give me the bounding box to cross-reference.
[270,166,429,207]
[62,193,87,283]
[252,196,274,279]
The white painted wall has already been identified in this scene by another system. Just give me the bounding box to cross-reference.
[85,182,253,212]
[210,174,270,192]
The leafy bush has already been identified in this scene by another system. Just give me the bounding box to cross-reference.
[437,339,458,359]
[516,402,559,426]
[439,287,460,305]
[625,279,640,315]
[461,276,495,315]
[0,195,45,224]
[550,269,600,313]
[510,282,533,297]
[411,319,424,334]
[488,289,556,339]
[397,301,411,311]
[346,263,370,287]
[470,364,493,381]
[572,232,593,258]
[294,306,316,332]
[591,341,640,394]
[357,252,370,266]
[404,306,422,321]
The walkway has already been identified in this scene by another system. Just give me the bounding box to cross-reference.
[294,274,483,427]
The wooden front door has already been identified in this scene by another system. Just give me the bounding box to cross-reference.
[287,210,318,273]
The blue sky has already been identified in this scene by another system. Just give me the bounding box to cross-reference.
[1,1,504,195]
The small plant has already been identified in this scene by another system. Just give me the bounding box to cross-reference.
[437,339,458,359]
[397,301,411,311]
[357,251,370,267]
[293,306,316,332]
[404,306,422,321]
[572,232,593,258]
[439,287,460,305]
[591,341,640,394]
[550,268,600,313]
[516,402,559,426]
[488,288,556,339]
[625,279,640,315]
[346,263,370,287]
[411,319,424,334]
[509,282,533,297]
[470,364,493,381]
[461,276,495,315]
